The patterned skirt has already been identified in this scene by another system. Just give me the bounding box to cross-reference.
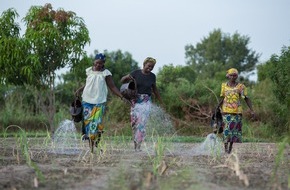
[82,101,105,140]
[222,114,243,143]
[130,94,152,144]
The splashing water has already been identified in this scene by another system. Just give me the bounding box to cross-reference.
[147,104,175,136]
[191,133,224,156]
[50,119,81,155]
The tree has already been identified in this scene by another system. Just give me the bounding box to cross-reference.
[0,8,28,85]
[185,29,260,78]
[258,46,290,107]
[256,45,290,136]
[156,64,196,91]
[1,4,90,133]
[23,4,90,133]
[104,50,139,88]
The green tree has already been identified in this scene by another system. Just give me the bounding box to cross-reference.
[1,4,90,133]
[104,50,139,88]
[256,45,290,136]
[259,46,290,106]
[156,64,196,91]
[0,8,28,85]
[22,4,90,133]
[22,3,90,86]
[185,29,260,78]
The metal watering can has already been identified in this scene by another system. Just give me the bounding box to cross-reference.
[120,78,137,101]
[70,96,83,123]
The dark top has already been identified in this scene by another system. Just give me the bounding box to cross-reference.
[130,69,156,96]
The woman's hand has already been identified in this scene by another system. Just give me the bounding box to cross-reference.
[75,86,84,97]
[75,90,79,97]
[121,74,133,83]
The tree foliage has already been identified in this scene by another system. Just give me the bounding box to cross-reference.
[1,7,288,139]
[258,46,290,107]
[104,50,139,88]
[0,8,28,85]
[157,64,196,90]
[1,4,90,132]
[255,45,290,135]
[22,3,90,87]
[156,64,221,122]
[185,29,260,78]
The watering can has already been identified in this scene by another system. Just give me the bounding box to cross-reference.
[70,96,83,123]
[120,78,137,101]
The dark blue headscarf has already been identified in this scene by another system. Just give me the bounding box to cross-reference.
[95,53,106,62]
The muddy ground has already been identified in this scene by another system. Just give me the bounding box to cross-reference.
[0,137,289,190]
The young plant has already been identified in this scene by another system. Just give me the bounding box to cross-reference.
[5,125,45,182]
[271,137,288,189]
[144,131,167,176]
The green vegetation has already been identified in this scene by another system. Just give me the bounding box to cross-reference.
[1,4,289,142]
[0,4,289,190]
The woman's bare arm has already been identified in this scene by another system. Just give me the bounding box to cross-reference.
[106,76,123,98]
[152,83,163,105]
[75,85,85,96]
[120,74,133,83]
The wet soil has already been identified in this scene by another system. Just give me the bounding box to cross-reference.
[0,137,289,190]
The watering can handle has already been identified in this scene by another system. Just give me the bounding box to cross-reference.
[73,95,81,109]
[133,78,137,91]
[129,75,137,90]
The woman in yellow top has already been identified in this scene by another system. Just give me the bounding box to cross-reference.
[218,68,255,154]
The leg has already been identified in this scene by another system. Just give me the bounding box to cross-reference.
[82,122,86,136]
[131,120,140,151]
[133,126,143,152]
[224,142,228,153]
[90,139,94,153]
[228,142,233,153]
[136,141,141,151]
[95,131,102,148]
[134,141,138,151]
[82,122,89,141]
[82,115,90,141]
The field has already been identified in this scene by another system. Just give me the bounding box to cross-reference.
[0,133,289,190]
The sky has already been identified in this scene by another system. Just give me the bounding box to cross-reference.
[1,0,290,79]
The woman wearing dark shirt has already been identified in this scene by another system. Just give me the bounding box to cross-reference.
[121,57,163,151]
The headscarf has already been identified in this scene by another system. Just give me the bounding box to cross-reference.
[95,53,106,62]
[226,68,238,77]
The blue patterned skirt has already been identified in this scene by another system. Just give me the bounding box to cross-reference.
[222,114,243,143]
[82,102,105,140]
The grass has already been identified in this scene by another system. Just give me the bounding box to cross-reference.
[271,137,288,190]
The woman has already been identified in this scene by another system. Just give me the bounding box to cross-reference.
[75,53,128,152]
[121,57,163,151]
[218,68,255,154]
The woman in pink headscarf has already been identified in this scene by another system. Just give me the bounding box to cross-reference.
[218,68,255,154]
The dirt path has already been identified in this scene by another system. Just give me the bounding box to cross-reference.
[0,137,289,190]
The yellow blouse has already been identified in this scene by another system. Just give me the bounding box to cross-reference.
[220,82,247,114]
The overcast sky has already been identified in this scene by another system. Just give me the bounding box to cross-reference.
[1,0,290,77]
